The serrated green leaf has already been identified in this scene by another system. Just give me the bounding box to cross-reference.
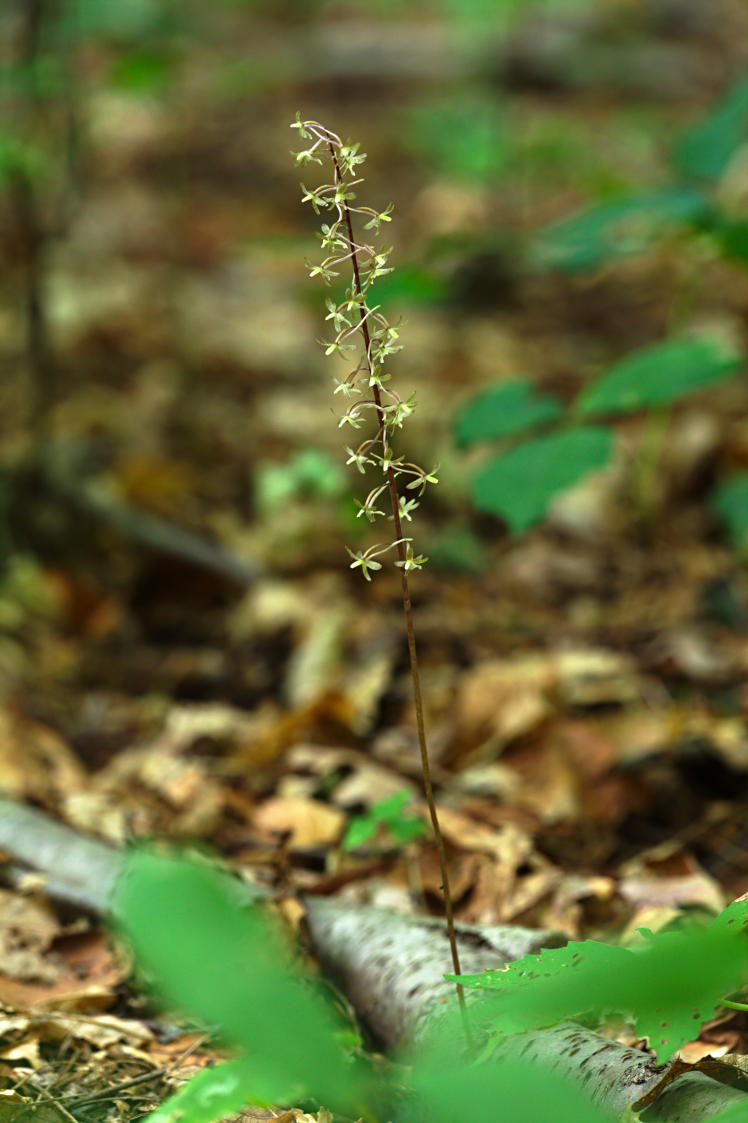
[454,379,563,448]
[712,473,748,552]
[577,337,741,417]
[675,77,748,182]
[113,849,371,1115]
[533,189,707,273]
[470,427,612,533]
[449,901,748,1063]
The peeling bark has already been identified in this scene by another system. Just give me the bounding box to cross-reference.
[0,798,746,1122]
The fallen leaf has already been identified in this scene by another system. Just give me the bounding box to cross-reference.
[0,930,124,1011]
[619,847,725,914]
[453,656,552,763]
[253,797,344,849]
[0,890,60,984]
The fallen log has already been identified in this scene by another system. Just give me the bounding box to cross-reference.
[0,797,745,1121]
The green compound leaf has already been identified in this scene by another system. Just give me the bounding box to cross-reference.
[143,1058,295,1123]
[454,378,563,449]
[577,337,741,418]
[675,77,748,183]
[533,188,707,273]
[449,900,748,1064]
[471,426,612,533]
[712,473,748,553]
[114,849,371,1116]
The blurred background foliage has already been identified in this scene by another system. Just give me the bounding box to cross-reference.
[1,0,747,732]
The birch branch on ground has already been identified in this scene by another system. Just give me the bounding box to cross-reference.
[0,797,745,1122]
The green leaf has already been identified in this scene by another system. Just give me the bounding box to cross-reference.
[713,219,748,270]
[342,790,425,852]
[342,815,378,851]
[675,77,748,182]
[110,49,174,94]
[370,790,411,822]
[533,189,707,273]
[61,0,166,39]
[470,427,612,533]
[412,1018,612,1123]
[389,816,427,844]
[0,131,46,185]
[423,525,487,574]
[405,93,508,183]
[712,473,748,552]
[113,849,370,1115]
[364,264,447,308]
[416,1056,613,1123]
[454,379,563,448]
[449,900,748,1064]
[143,1058,294,1123]
[577,337,741,417]
[710,1101,748,1123]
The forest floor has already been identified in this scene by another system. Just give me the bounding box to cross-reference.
[1,0,748,1119]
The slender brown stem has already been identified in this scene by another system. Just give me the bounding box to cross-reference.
[328,145,469,1028]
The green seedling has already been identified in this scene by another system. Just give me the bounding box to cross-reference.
[342,789,426,852]
[509,77,748,543]
[255,449,347,516]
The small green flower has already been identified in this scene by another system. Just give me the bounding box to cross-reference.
[395,543,428,573]
[290,113,311,138]
[397,496,419,522]
[406,465,439,493]
[345,446,371,474]
[345,548,383,581]
[295,148,323,167]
